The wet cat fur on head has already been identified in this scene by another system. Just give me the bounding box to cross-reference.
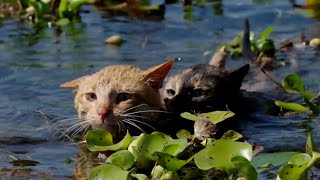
[60,60,174,137]
[163,64,250,114]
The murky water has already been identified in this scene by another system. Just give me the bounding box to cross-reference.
[1,0,320,178]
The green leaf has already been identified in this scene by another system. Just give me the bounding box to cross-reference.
[231,156,258,180]
[176,129,193,140]
[58,0,68,18]
[194,139,252,175]
[251,152,299,171]
[200,110,235,124]
[180,112,199,121]
[274,100,310,113]
[163,138,188,156]
[106,150,134,170]
[55,18,70,26]
[306,133,314,156]
[258,26,274,40]
[89,164,129,180]
[86,130,130,151]
[151,165,165,179]
[282,73,305,94]
[130,173,149,180]
[278,153,311,180]
[153,152,192,172]
[221,130,243,141]
[302,91,314,100]
[304,97,320,115]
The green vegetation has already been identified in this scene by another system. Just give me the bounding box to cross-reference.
[83,110,320,179]
[275,73,320,115]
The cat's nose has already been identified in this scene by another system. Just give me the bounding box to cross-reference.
[98,107,111,123]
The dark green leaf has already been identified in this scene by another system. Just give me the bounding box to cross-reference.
[153,152,192,172]
[231,156,258,180]
[282,73,305,94]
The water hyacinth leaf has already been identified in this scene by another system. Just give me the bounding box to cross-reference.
[55,18,70,26]
[176,129,193,140]
[151,165,165,179]
[86,129,113,151]
[306,133,314,156]
[106,150,134,170]
[282,73,305,94]
[277,153,311,180]
[58,0,67,17]
[258,26,274,40]
[194,139,252,175]
[89,164,129,180]
[180,112,199,121]
[231,156,258,180]
[304,97,320,115]
[251,152,299,170]
[221,130,243,141]
[200,111,235,124]
[194,118,216,140]
[160,171,180,180]
[164,138,188,156]
[130,174,149,180]
[274,100,309,113]
[153,152,192,172]
[303,91,314,100]
[86,130,130,151]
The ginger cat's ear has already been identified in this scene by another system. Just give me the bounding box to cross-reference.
[143,59,174,89]
[60,76,87,90]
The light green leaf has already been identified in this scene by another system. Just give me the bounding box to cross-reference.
[176,129,193,140]
[106,150,134,170]
[282,73,305,94]
[89,164,129,180]
[200,110,235,124]
[221,130,243,141]
[86,130,130,151]
[251,152,299,171]
[231,156,258,180]
[55,18,70,26]
[258,26,275,40]
[194,139,252,175]
[180,112,199,121]
[153,152,192,172]
[130,174,149,180]
[274,100,309,113]
[278,153,311,180]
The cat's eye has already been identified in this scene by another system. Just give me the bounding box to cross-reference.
[192,89,206,97]
[116,92,132,102]
[166,89,175,97]
[86,93,97,101]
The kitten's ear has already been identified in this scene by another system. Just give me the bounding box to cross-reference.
[226,64,250,89]
[143,59,174,89]
[60,76,87,90]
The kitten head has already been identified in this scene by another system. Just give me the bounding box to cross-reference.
[61,60,173,136]
[163,64,250,114]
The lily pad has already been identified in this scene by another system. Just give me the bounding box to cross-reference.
[106,150,134,170]
[89,164,129,180]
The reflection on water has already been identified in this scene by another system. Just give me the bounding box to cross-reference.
[0,0,320,178]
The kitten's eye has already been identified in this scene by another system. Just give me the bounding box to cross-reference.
[166,89,175,97]
[192,89,206,97]
[116,92,132,102]
[86,93,97,101]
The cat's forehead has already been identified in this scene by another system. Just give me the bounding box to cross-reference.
[78,65,145,92]
[166,64,225,89]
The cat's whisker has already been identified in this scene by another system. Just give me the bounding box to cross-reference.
[122,119,146,133]
[121,104,149,114]
[125,118,155,130]
[122,114,150,120]
[49,117,78,128]
[49,115,78,122]
[70,122,91,139]
[125,110,170,116]
[65,120,90,133]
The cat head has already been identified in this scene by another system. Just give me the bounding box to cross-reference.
[163,64,250,114]
[61,60,173,136]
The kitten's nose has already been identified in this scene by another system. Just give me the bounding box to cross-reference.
[98,107,111,123]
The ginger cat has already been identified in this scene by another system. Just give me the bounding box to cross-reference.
[60,60,173,138]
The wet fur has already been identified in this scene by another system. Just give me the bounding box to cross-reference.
[60,60,173,138]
